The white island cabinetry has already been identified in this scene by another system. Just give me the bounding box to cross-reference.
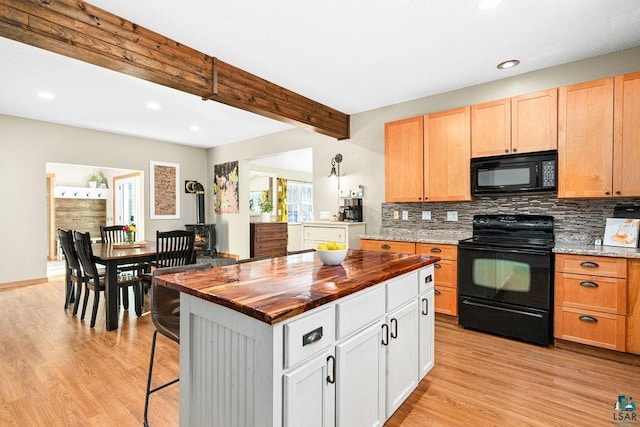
[179,264,435,427]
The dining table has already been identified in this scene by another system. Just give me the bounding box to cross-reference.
[91,241,157,331]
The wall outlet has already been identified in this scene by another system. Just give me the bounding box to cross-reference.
[319,211,331,220]
[393,211,399,220]
[402,210,409,221]
[446,211,458,221]
[339,189,350,198]
[422,211,431,220]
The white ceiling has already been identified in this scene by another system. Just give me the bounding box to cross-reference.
[1,0,639,149]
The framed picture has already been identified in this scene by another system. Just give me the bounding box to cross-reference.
[150,161,180,219]
[603,218,640,248]
[213,161,239,214]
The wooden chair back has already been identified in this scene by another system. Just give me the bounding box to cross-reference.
[100,225,133,243]
[58,228,81,271]
[73,231,102,284]
[155,230,196,268]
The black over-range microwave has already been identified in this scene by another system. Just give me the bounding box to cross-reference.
[471,150,557,195]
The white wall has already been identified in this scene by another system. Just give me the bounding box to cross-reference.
[209,46,640,259]
[0,116,208,284]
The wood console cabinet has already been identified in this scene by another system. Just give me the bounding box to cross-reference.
[250,222,288,258]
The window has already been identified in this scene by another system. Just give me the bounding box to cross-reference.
[286,181,313,222]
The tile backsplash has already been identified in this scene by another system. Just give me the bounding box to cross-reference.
[382,195,640,244]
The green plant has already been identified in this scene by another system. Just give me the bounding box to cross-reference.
[97,171,108,188]
[88,173,98,182]
[261,198,273,214]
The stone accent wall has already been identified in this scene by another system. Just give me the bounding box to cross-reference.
[382,195,640,244]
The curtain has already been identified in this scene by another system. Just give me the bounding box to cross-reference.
[277,178,288,222]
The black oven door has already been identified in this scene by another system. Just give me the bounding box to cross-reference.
[458,245,552,310]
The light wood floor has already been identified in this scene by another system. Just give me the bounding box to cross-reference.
[1,276,639,426]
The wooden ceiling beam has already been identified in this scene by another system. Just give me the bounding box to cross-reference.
[0,0,350,140]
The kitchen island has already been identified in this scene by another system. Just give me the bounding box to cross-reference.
[155,249,439,427]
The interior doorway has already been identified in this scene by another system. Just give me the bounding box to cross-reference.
[114,172,143,235]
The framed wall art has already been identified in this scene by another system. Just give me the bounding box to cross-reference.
[213,161,239,214]
[603,218,640,248]
[150,160,180,219]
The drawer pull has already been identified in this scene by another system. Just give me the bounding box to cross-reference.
[302,327,323,347]
[424,274,433,283]
[326,355,336,384]
[422,298,429,315]
[434,290,441,295]
[390,318,398,339]
[381,324,389,346]
[434,263,442,269]
[430,247,442,253]
[579,315,598,323]
[579,281,599,288]
[580,261,599,268]
[381,244,391,250]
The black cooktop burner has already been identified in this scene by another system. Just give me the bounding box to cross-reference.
[460,214,555,250]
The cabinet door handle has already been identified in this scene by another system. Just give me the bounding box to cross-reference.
[616,190,621,195]
[381,244,391,250]
[580,261,599,268]
[424,274,433,283]
[430,248,442,253]
[579,281,599,288]
[390,318,398,339]
[326,355,335,384]
[381,324,389,346]
[579,315,598,323]
[434,289,441,295]
[434,263,441,269]
[605,190,611,195]
[422,298,429,315]
[512,147,518,152]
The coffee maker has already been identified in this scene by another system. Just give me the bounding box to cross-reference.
[342,197,363,222]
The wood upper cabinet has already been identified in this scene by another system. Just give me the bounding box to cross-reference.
[613,71,640,197]
[471,98,510,157]
[385,116,424,202]
[472,89,558,158]
[424,107,471,201]
[557,76,640,198]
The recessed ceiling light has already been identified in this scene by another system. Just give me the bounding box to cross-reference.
[37,91,54,100]
[146,102,161,110]
[497,59,520,70]
[189,125,200,132]
[479,0,502,9]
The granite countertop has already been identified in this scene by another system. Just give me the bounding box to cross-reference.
[154,250,439,325]
[361,228,472,245]
[553,243,640,259]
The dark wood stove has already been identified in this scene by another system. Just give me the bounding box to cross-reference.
[185,224,216,257]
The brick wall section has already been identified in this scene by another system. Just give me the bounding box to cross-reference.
[381,195,640,244]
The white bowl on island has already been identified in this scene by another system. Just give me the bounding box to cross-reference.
[316,249,348,266]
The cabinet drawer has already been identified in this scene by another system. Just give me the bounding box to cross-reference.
[431,259,457,289]
[555,254,627,278]
[386,271,418,311]
[418,265,435,294]
[554,306,626,351]
[555,273,626,314]
[284,306,335,369]
[336,285,385,340]
[434,285,458,316]
[304,226,346,243]
[360,239,415,254]
[415,243,457,260]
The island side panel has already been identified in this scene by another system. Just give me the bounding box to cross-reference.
[180,293,281,427]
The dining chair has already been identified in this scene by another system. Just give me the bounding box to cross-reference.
[100,224,148,310]
[73,230,144,327]
[154,229,197,268]
[143,262,214,427]
[57,228,84,311]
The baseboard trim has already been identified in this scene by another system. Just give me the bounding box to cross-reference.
[0,277,48,290]
[216,252,239,261]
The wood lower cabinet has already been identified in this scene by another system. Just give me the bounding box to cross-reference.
[360,239,415,254]
[416,243,458,316]
[250,222,288,258]
[554,254,628,351]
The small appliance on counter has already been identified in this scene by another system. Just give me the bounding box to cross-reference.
[342,197,363,222]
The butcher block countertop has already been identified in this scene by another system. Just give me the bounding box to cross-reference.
[154,249,439,325]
